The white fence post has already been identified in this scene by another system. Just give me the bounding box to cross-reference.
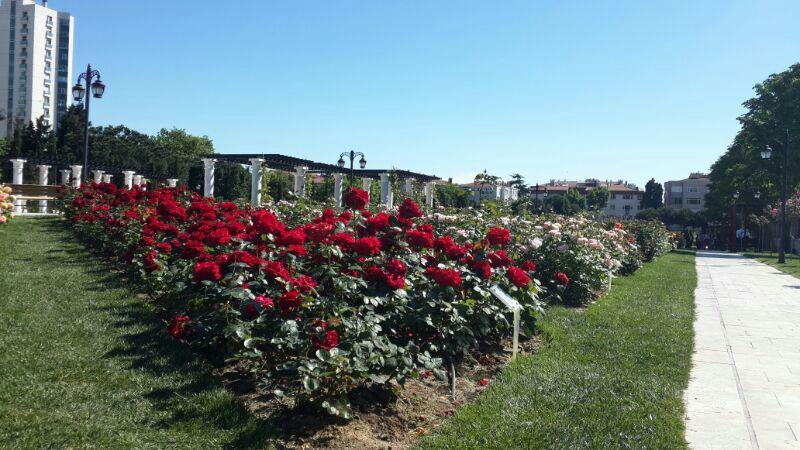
[202,158,216,197]
[249,158,264,206]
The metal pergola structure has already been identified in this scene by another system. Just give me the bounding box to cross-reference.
[1,156,158,179]
[211,153,439,182]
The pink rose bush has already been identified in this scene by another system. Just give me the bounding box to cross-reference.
[63,183,542,418]
[0,184,14,224]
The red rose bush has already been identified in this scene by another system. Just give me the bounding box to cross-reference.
[64,183,542,418]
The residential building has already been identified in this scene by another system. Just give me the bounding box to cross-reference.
[529,179,644,217]
[0,0,73,137]
[460,182,520,204]
[664,173,710,212]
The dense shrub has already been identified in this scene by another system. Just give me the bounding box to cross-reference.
[629,220,675,261]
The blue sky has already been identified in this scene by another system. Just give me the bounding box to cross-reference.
[58,0,800,187]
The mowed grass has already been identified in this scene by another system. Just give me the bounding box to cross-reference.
[0,218,273,449]
[419,250,697,449]
[742,251,800,278]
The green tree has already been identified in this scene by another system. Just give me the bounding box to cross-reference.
[435,183,470,207]
[473,170,501,205]
[586,186,610,210]
[641,178,664,209]
[706,63,800,220]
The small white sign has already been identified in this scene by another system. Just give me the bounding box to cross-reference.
[489,284,522,360]
[489,285,522,311]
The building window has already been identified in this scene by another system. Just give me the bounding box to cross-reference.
[622,194,632,200]
[688,186,698,193]
[671,185,683,193]
[687,198,701,205]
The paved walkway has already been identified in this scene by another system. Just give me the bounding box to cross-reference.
[686,252,800,449]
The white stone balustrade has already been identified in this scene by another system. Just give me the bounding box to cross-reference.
[122,171,135,189]
[37,164,50,213]
[202,158,216,197]
[250,158,264,206]
[10,159,25,213]
[333,173,344,207]
[70,165,82,188]
[379,173,392,207]
[293,166,308,197]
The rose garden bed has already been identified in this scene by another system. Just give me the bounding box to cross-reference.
[60,183,674,446]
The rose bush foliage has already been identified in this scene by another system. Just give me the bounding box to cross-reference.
[64,185,546,417]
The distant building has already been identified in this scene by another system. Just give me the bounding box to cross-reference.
[459,182,519,204]
[0,0,74,137]
[664,173,710,212]
[529,179,644,218]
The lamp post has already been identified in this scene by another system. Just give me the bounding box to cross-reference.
[71,64,106,182]
[760,129,791,263]
[337,150,366,186]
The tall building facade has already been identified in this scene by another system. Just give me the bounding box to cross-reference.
[664,173,711,212]
[0,0,73,138]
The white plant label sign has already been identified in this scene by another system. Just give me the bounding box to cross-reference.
[489,285,521,360]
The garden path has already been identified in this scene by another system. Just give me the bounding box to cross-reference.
[686,251,800,449]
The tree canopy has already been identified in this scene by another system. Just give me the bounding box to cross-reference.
[641,179,664,209]
[706,63,800,219]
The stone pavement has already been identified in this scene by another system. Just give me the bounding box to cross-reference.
[685,251,800,449]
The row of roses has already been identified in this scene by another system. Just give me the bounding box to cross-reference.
[63,183,671,417]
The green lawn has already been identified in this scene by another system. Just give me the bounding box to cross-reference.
[741,251,800,278]
[0,218,273,449]
[419,250,697,449]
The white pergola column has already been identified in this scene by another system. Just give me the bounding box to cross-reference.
[10,159,25,214]
[91,170,104,182]
[293,165,307,197]
[60,169,72,185]
[70,165,83,188]
[167,178,178,188]
[132,174,143,187]
[122,171,135,189]
[362,178,372,202]
[379,173,392,207]
[140,178,148,190]
[102,174,113,183]
[333,173,344,207]
[404,178,414,194]
[249,158,264,206]
[425,182,435,208]
[202,158,216,198]
[37,165,51,213]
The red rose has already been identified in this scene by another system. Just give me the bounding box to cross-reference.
[364,212,391,235]
[344,187,369,210]
[486,227,511,246]
[295,274,318,293]
[204,227,231,247]
[406,229,434,249]
[193,261,222,282]
[521,261,536,272]
[487,250,512,268]
[555,272,570,286]
[277,228,306,246]
[331,232,356,248]
[278,290,303,315]
[313,329,339,350]
[398,198,423,219]
[470,260,492,279]
[425,266,462,288]
[507,266,532,288]
[263,260,291,281]
[255,294,274,310]
[155,242,172,254]
[386,258,407,277]
[352,236,382,256]
[251,209,286,235]
[169,314,190,338]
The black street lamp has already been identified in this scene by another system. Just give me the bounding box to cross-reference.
[337,150,366,186]
[760,129,791,263]
[72,64,106,182]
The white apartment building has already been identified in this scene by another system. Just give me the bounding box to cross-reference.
[664,173,710,212]
[0,0,73,137]
[529,179,644,218]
